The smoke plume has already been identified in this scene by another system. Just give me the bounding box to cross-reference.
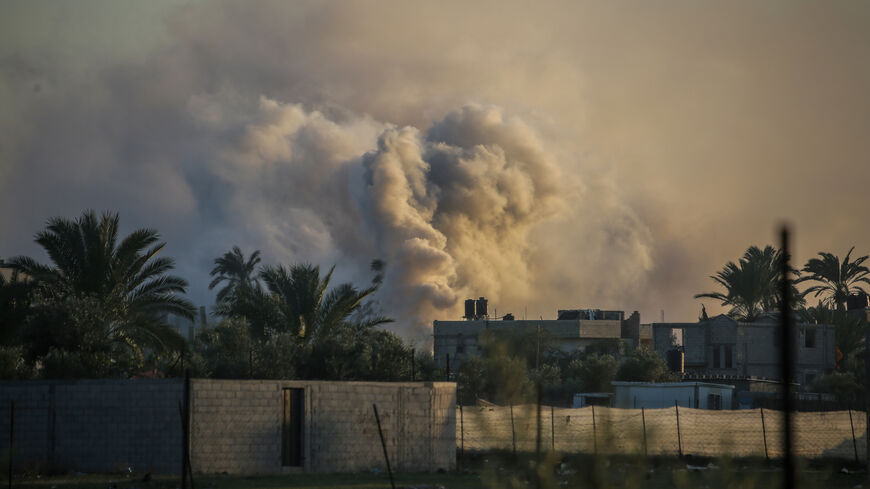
[2,1,869,341]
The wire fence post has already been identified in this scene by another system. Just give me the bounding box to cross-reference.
[641,407,648,457]
[760,407,769,462]
[179,370,193,489]
[674,400,683,458]
[8,400,13,489]
[779,227,795,489]
[591,405,598,456]
[446,353,450,381]
[550,405,555,452]
[535,384,543,488]
[510,403,517,457]
[459,395,464,461]
[535,384,542,461]
[411,348,416,381]
[850,408,859,463]
[372,404,396,489]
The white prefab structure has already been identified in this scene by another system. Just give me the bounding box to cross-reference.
[612,381,735,410]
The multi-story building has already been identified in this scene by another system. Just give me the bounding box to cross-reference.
[847,293,870,324]
[433,299,650,369]
[651,314,835,387]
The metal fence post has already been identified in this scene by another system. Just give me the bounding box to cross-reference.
[760,408,769,462]
[592,405,598,456]
[510,403,517,457]
[411,348,416,381]
[641,407,648,457]
[446,353,450,381]
[459,397,464,460]
[535,384,542,462]
[372,404,396,489]
[850,408,859,463]
[674,400,683,458]
[8,400,13,489]
[551,405,555,452]
[779,227,795,489]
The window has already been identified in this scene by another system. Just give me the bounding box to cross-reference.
[724,345,732,369]
[805,328,817,348]
[805,372,816,385]
[707,393,722,410]
[712,346,720,368]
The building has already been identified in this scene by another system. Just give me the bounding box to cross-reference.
[847,292,870,324]
[611,381,735,410]
[433,299,650,369]
[651,314,835,387]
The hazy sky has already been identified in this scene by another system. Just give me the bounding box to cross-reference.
[1,1,868,342]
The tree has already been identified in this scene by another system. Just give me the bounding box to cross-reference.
[258,263,392,341]
[695,245,802,321]
[209,246,262,305]
[797,247,870,310]
[566,353,618,393]
[0,269,33,345]
[6,210,194,377]
[801,301,869,371]
[615,347,676,383]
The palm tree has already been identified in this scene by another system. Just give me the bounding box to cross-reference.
[6,210,194,370]
[259,263,392,341]
[209,246,262,305]
[800,301,867,366]
[695,245,802,321]
[0,268,33,345]
[796,247,870,310]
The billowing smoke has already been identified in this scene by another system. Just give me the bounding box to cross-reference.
[188,95,591,337]
[4,2,867,340]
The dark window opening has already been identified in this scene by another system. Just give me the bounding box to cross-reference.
[724,345,732,369]
[707,393,722,410]
[282,388,304,467]
[805,329,817,348]
[712,346,720,368]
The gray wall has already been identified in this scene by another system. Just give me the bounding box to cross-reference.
[190,380,456,474]
[0,380,183,473]
[0,379,456,475]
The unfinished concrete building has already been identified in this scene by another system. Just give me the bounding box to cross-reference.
[651,314,835,387]
[434,300,650,369]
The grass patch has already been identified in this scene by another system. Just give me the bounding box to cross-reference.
[11,456,870,489]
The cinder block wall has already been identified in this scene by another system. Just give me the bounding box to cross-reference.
[0,380,183,473]
[0,379,456,475]
[189,380,456,474]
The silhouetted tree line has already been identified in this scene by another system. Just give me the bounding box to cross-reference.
[0,210,435,381]
[2,211,868,401]
[455,330,677,406]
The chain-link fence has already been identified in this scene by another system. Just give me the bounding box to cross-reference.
[458,404,868,461]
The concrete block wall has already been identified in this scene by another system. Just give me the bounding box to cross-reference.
[189,380,282,474]
[1,379,456,475]
[0,380,183,473]
[189,380,456,474]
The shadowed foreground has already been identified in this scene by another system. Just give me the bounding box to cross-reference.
[13,456,870,489]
